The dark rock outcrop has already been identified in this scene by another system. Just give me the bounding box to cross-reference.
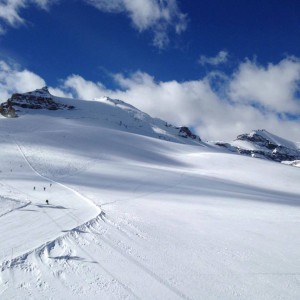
[178,126,199,140]
[216,130,300,163]
[0,87,74,117]
[0,99,18,118]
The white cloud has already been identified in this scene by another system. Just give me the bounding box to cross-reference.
[34,0,52,9]
[84,0,123,13]
[229,57,300,114]
[48,86,72,99]
[198,51,229,66]
[84,0,187,48]
[0,0,186,47]
[0,59,72,101]
[63,75,108,100]
[0,60,45,101]
[0,0,54,33]
[0,0,26,28]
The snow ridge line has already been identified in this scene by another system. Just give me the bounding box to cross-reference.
[1,212,142,300]
[0,211,104,271]
[65,215,142,300]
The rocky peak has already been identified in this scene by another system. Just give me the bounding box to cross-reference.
[216,129,300,163]
[236,130,278,150]
[178,126,200,140]
[0,87,74,117]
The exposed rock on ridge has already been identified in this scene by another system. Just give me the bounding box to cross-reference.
[216,129,300,163]
[0,87,74,117]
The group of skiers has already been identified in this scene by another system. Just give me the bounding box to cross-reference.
[33,183,52,205]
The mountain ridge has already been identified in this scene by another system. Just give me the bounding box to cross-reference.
[215,129,300,163]
[1,87,299,166]
[0,87,202,146]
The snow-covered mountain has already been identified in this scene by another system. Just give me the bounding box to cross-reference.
[1,87,201,145]
[0,88,300,299]
[215,129,300,163]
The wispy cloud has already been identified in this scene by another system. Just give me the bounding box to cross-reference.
[198,51,229,66]
[229,57,300,113]
[84,0,187,48]
[0,0,53,33]
[0,0,27,28]
[0,0,187,48]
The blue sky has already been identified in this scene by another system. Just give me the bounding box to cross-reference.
[0,0,300,141]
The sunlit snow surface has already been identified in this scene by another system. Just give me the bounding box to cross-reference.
[0,95,300,299]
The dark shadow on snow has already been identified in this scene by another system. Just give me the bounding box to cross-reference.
[49,255,97,264]
[36,204,68,209]
[61,228,87,234]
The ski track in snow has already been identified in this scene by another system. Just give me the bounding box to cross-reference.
[14,138,100,212]
[95,213,191,300]
[27,143,187,298]
[1,139,190,299]
[0,137,98,261]
[1,212,190,299]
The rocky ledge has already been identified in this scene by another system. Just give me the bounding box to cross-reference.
[0,87,74,117]
[216,129,300,163]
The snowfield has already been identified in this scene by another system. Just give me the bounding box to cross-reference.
[0,92,300,299]
[282,160,300,168]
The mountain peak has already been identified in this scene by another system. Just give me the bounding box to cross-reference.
[216,129,300,163]
[21,86,52,98]
[0,87,74,116]
[236,129,297,150]
[38,86,50,94]
[1,88,202,146]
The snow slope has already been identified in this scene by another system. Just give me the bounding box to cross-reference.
[282,160,300,168]
[0,89,300,299]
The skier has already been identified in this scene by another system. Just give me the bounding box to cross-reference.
[45,199,49,205]
[33,186,36,190]
[44,187,46,191]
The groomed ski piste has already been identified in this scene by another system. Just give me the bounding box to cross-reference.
[0,90,300,299]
